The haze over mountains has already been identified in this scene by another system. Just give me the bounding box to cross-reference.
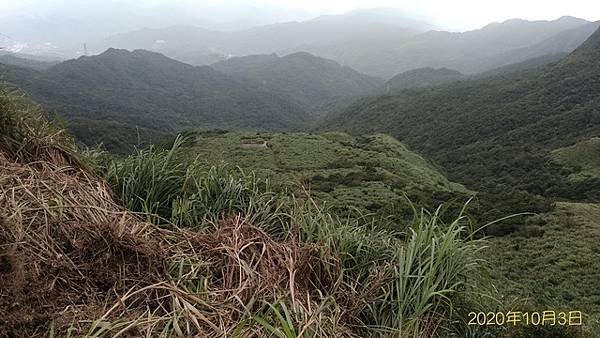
[3,6,598,79]
[94,12,599,77]
[0,1,319,55]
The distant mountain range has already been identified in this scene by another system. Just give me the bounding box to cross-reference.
[0,48,382,151]
[383,52,572,92]
[95,13,599,78]
[93,9,432,69]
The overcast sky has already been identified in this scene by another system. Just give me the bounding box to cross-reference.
[1,0,599,31]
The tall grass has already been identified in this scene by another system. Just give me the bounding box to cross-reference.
[173,163,287,231]
[285,199,489,337]
[106,137,288,228]
[366,209,488,337]
[0,86,80,165]
[95,136,493,337]
[106,137,187,222]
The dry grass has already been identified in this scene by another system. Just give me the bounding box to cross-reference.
[0,87,80,167]
[0,149,345,337]
[0,151,167,335]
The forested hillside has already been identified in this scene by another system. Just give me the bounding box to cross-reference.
[0,48,385,151]
[212,52,384,115]
[326,26,600,221]
[0,49,312,151]
[385,68,463,92]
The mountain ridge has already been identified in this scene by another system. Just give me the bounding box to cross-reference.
[385,67,463,92]
[96,15,594,78]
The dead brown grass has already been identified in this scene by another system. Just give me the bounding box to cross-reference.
[0,147,340,337]
[0,151,167,335]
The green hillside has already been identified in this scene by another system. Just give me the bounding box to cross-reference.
[552,137,600,180]
[491,202,600,333]
[178,131,470,222]
[325,26,600,222]
[211,52,384,115]
[385,67,463,92]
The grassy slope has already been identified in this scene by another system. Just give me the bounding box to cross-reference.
[185,131,469,221]
[552,137,600,180]
[491,202,600,331]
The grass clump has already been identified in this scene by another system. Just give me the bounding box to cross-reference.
[106,137,188,222]
[106,136,286,228]
[0,86,79,166]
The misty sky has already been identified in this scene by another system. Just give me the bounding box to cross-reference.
[1,0,600,31]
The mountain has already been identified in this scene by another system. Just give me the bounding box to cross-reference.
[94,25,229,66]
[324,26,600,222]
[96,15,594,79]
[0,2,319,58]
[96,8,433,56]
[212,52,384,115]
[384,54,570,85]
[0,52,59,71]
[490,20,600,64]
[94,8,433,69]
[0,49,310,152]
[380,55,570,93]
[331,16,594,77]
[385,68,463,92]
